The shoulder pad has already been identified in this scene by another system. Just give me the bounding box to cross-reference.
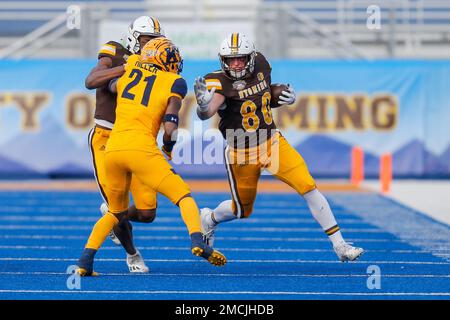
[98,41,124,58]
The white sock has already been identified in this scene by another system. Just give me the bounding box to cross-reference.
[303,189,345,247]
[127,249,139,258]
[205,200,236,226]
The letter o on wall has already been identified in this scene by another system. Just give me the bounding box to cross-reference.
[67,94,94,129]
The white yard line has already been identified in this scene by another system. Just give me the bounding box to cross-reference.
[0,245,448,254]
[0,271,448,278]
[0,234,398,242]
[0,257,448,265]
[0,225,386,233]
[0,290,449,296]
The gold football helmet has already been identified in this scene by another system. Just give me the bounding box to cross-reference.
[140,37,183,74]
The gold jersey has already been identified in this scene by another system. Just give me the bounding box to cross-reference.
[107,54,187,152]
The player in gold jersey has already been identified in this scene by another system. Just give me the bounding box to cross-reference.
[77,38,226,276]
[85,16,165,273]
[194,33,364,262]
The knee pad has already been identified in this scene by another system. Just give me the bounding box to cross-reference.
[136,208,157,223]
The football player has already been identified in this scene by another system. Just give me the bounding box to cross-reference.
[77,37,226,276]
[194,33,364,262]
[84,16,165,273]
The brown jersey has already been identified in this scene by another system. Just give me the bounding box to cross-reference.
[204,52,276,149]
[94,41,131,126]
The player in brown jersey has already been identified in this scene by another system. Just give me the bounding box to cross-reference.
[194,33,364,262]
[84,16,165,272]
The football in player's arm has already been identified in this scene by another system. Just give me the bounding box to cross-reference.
[194,33,364,263]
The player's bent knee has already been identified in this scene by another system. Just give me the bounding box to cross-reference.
[300,182,317,195]
[111,210,128,223]
[176,193,192,206]
[158,173,191,206]
[136,208,157,223]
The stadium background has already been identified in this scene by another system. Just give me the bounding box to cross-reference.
[0,0,449,179]
[0,0,449,301]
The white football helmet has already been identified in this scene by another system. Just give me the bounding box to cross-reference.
[219,33,256,79]
[125,16,164,54]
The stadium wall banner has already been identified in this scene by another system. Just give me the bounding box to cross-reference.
[0,59,449,178]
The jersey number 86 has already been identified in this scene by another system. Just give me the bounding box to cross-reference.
[240,92,273,132]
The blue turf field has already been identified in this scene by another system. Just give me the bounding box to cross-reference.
[0,190,449,300]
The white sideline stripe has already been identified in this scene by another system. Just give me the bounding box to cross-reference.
[0,235,408,243]
[0,200,343,208]
[0,245,447,254]
[0,200,350,208]
[1,257,449,265]
[0,216,365,224]
[0,272,449,278]
[0,209,352,216]
[0,210,350,217]
[0,290,449,296]
[0,225,384,233]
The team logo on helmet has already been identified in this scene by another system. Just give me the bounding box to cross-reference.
[141,37,183,74]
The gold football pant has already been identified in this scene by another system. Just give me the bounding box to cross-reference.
[225,132,316,218]
[104,149,191,214]
[84,147,200,251]
[88,126,157,210]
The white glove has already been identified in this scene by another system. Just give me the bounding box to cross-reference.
[194,77,216,111]
[278,84,296,105]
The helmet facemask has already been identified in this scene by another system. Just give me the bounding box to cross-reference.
[220,52,256,79]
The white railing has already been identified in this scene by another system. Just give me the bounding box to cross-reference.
[0,12,70,59]
[260,0,450,58]
[0,0,261,20]
[0,0,261,58]
[262,0,450,32]
[0,0,450,58]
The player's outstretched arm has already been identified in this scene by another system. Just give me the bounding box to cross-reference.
[194,77,225,120]
[161,96,182,160]
[85,57,126,90]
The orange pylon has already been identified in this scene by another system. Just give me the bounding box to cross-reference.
[351,146,364,186]
[380,153,392,193]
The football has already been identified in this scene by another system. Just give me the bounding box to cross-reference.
[270,83,289,108]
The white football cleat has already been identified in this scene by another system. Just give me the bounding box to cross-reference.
[100,202,121,246]
[126,250,149,273]
[200,208,217,247]
[333,242,364,262]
